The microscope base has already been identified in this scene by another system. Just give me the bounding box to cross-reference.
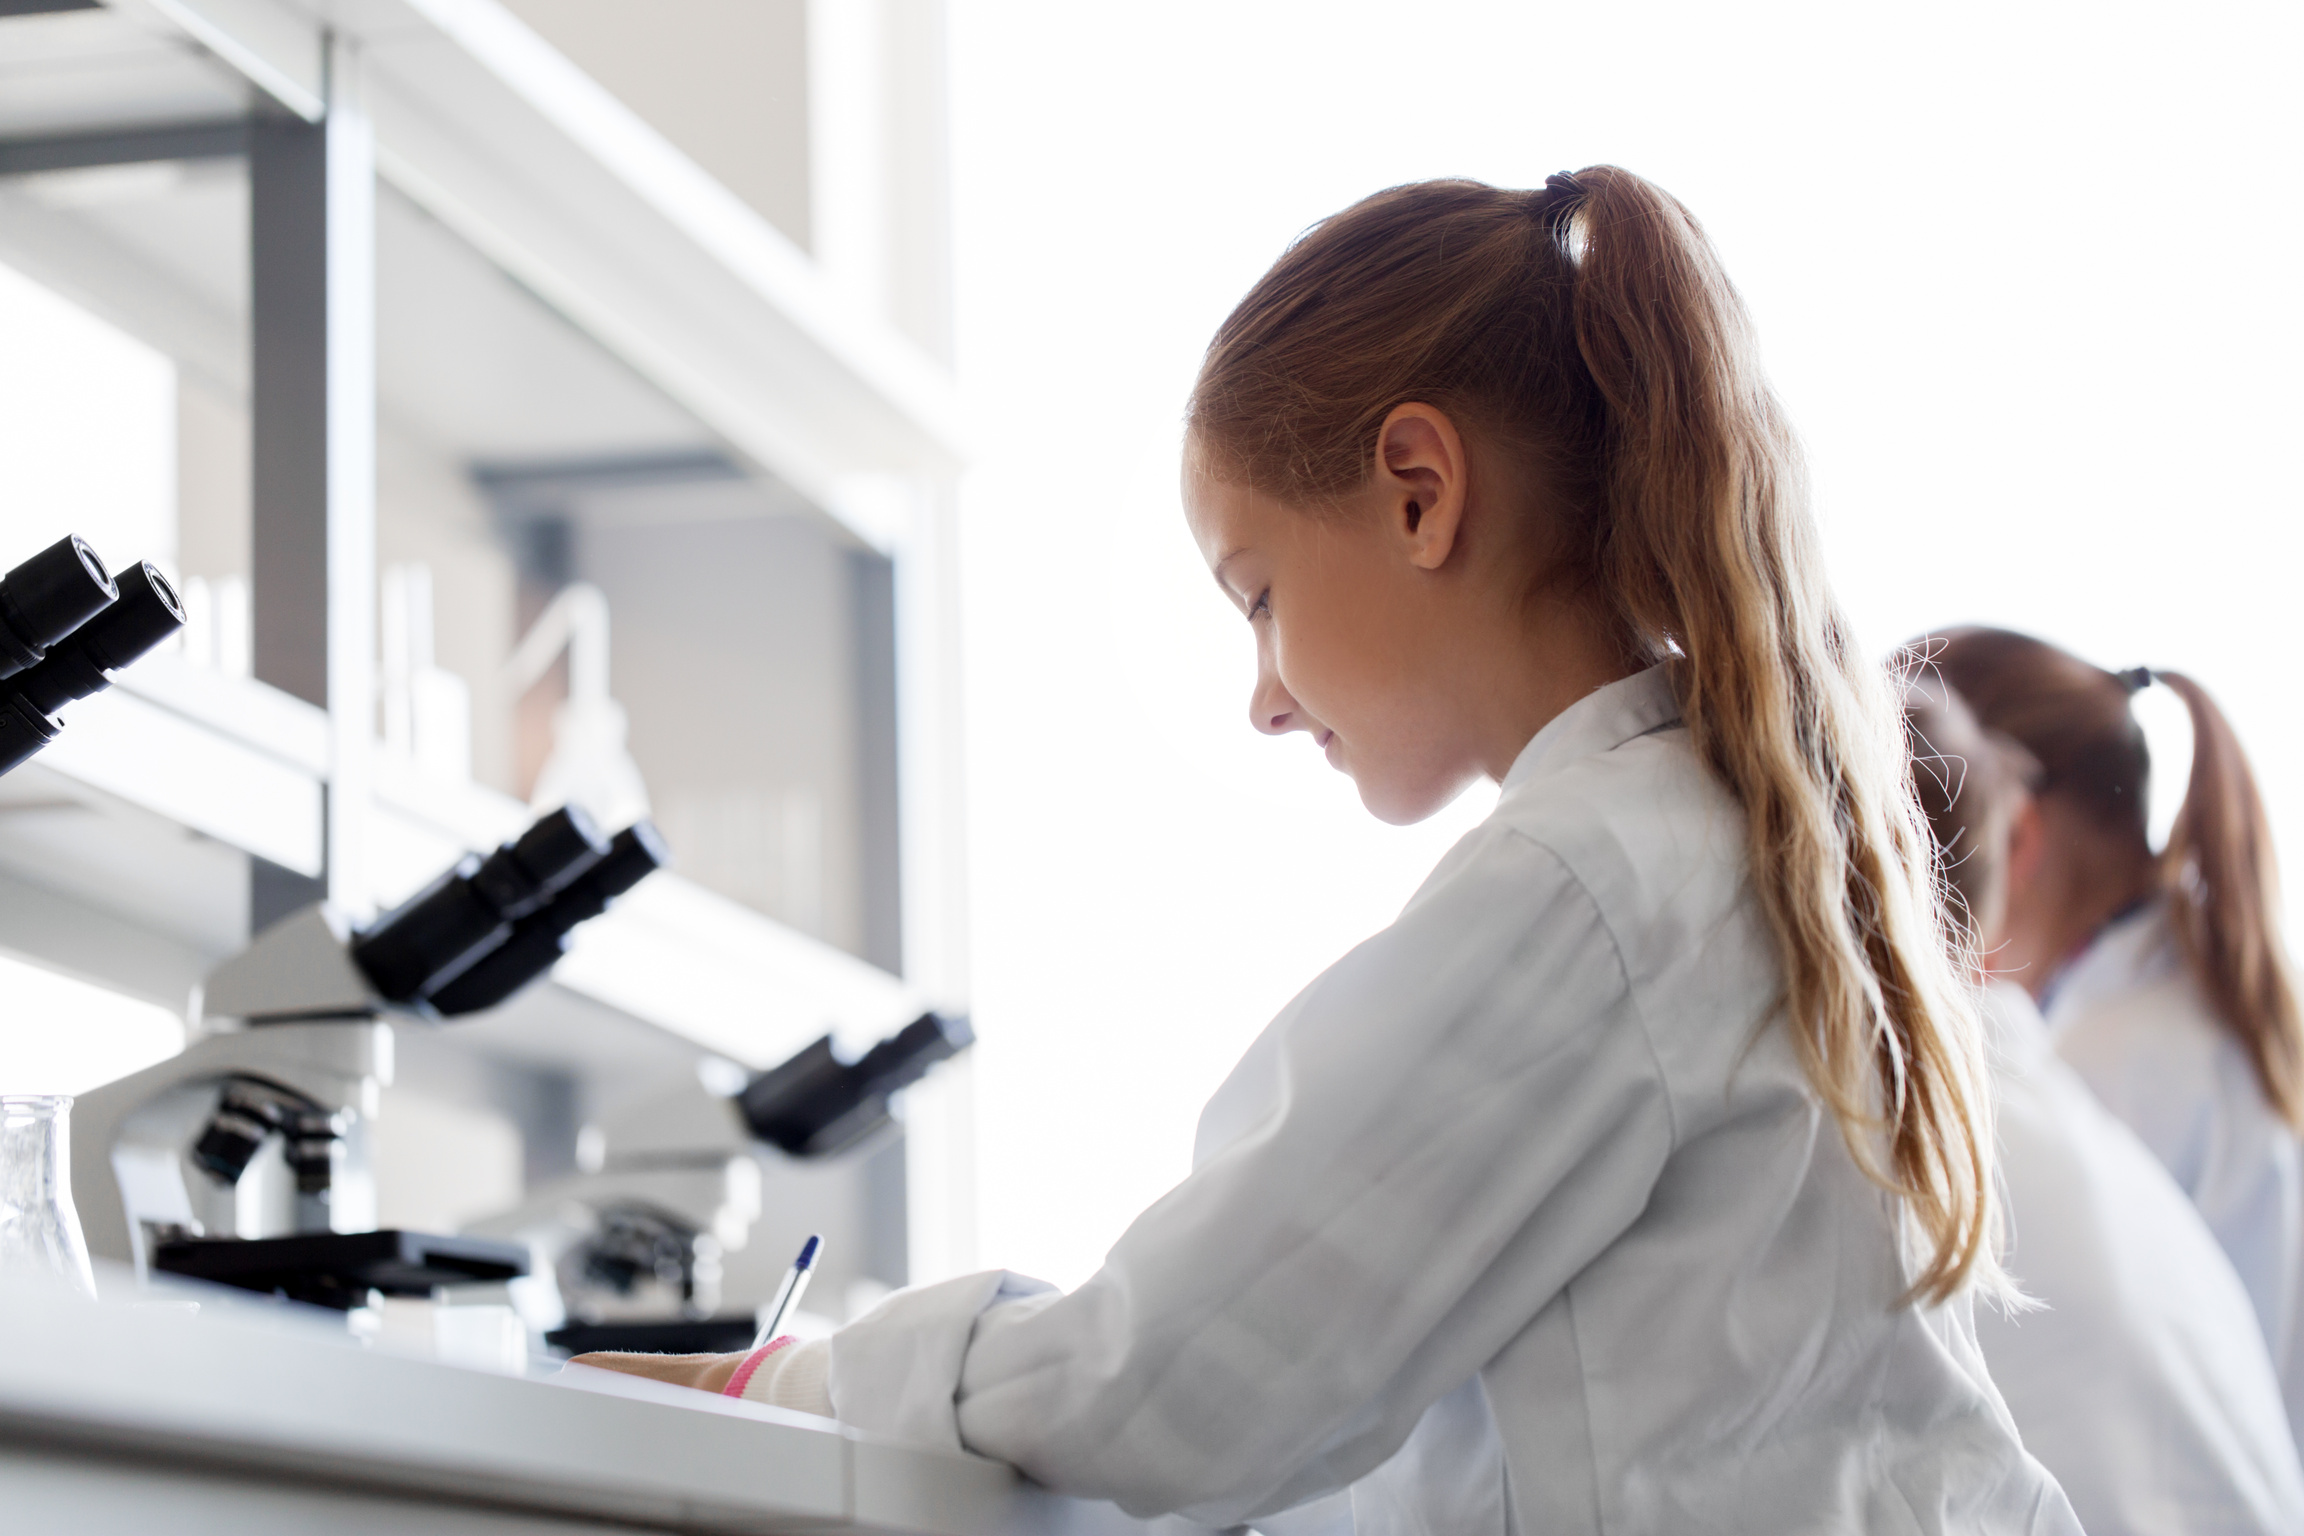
[152,1229,528,1310]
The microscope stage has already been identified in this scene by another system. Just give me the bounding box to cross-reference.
[153,1229,529,1310]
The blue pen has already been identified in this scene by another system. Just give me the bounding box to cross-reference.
[753,1233,823,1349]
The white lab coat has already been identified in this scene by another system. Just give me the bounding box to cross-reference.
[1976,979,2304,1532]
[826,667,2077,1534]
[2046,903,2304,1450]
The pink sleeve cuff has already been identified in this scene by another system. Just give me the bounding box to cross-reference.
[722,1335,794,1399]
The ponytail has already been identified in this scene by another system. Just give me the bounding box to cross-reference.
[2157,672,2304,1127]
[1190,168,1998,1304]
[1931,629,2304,1131]
[1564,170,1993,1304]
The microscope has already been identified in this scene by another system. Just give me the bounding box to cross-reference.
[0,534,189,777]
[71,807,669,1312]
[475,1009,974,1354]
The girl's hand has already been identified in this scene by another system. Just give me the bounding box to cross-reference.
[566,1339,836,1417]
[567,1349,746,1394]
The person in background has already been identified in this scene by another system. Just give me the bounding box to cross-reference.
[574,169,2080,1533]
[1931,630,2304,1447]
[1903,669,2304,1531]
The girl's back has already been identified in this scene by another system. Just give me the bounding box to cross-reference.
[1185,667,2058,1532]
[826,667,2069,1534]
[1903,675,2304,1529]
[1483,677,2037,1531]
[1933,632,2304,1447]
[2048,901,2304,1423]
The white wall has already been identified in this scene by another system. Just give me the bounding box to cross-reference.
[372,1086,525,1234]
[494,0,814,251]
[579,511,870,957]
[175,375,248,584]
[0,258,173,581]
[375,424,521,795]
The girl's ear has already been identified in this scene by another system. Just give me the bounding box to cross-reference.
[2002,793,2048,910]
[1373,404,1470,570]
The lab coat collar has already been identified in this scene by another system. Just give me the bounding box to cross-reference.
[2041,897,2180,1028]
[1499,662,1681,796]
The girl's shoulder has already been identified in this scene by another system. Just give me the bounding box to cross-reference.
[1488,716,1748,931]
[2054,965,2243,1110]
[1472,718,1778,1047]
[2054,970,2296,1209]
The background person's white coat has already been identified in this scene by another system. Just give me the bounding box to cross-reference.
[1977,980,2304,1532]
[827,670,2079,1534]
[2046,902,2304,1453]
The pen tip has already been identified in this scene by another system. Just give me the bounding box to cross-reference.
[798,1233,821,1267]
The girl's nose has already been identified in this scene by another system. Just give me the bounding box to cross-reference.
[1250,670,1298,736]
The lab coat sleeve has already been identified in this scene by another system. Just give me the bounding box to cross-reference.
[828,829,1677,1524]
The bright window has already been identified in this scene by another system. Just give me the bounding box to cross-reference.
[0,951,183,1097]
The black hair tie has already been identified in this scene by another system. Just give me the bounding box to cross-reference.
[2116,666,2154,695]
[1535,173,1586,249]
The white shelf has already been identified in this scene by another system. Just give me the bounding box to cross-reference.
[8,656,920,1067]
[73,655,328,875]
[100,0,968,548]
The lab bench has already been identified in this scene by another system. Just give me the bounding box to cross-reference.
[0,1275,1187,1535]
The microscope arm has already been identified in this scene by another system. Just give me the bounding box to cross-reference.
[69,1021,392,1270]
[581,1075,758,1167]
[202,906,379,1023]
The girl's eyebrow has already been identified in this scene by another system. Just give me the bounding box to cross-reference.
[1210,550,1249,600]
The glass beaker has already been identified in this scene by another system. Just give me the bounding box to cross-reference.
[0,1095,97,1298]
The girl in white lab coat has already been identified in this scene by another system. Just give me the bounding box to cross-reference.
[578,169,2077,1533]
[1903,673,2304,1532]
[1932,630,2304,1446]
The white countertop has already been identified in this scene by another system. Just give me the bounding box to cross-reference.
[0,1272,1191,1535]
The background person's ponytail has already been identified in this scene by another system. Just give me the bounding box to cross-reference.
[1190,167,1997,1304]
[1930,630,2304,1131]
[2155,671,2304,1127]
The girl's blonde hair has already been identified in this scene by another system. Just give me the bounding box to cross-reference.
[1187,169,1996,1304]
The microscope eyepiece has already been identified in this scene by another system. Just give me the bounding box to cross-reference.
[0,535,116,679]
[470,806,612,917]
[736,1011,976,1158]
[5,562,185,719]
[350,805,612,1004]
[427,821,670,1017]
[79,562,183,670]
[0,560,184,777]
[593,820,670,894]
